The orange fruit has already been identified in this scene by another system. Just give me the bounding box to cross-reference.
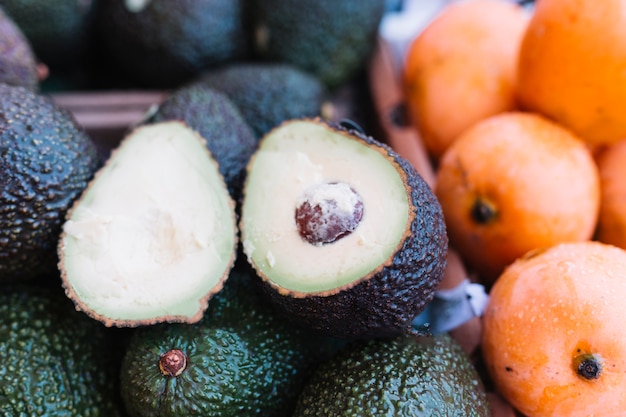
[434,111,600,285]
[516,0,626,148]
[482,241,626,417]
[595,138,626,249]
[402,0,529,160]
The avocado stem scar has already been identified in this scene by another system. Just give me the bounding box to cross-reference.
[159,349,187,377]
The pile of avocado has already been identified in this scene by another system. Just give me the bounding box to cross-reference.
[0,0,493,415]
[0,0,384,91]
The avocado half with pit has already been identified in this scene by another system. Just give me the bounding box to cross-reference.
[58,121,238,327]
[240,118,448,339]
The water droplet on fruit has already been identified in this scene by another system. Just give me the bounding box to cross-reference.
[295,182,364,246]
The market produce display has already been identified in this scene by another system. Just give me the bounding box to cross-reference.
[5,0,626,416]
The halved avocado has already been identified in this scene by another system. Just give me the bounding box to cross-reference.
[240,118,448,339]
[58,121,238,327]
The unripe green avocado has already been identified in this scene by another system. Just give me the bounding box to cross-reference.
[293,333,491,417]
[0,284,123,416]
[120,265,346,417]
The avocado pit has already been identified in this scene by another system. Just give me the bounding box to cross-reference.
[295,181,364,246]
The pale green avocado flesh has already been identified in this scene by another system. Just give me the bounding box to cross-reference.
[241,120,410,294]
[59,121,237,326]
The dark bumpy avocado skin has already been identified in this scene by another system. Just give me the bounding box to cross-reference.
[293,334,490,417]
[257,121,448,339]
[149,86,257,204]
[0,6,38,90]
[120,265,345,417]
[0,284,122,416]
[0,84,99,282]
[96,0,250,88]
[251,0,386,88]
[195,62,327,139]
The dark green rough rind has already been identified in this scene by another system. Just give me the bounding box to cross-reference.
[194,62,327,139]
[293,333,491,417]
[0,83,99,281]
[0,284,123,417]
[96,0,250,88]
[257,120,448,339]
[0,6,38,90]
[120,266,344,417]
[150,85,257,204]
[251,0,386,88]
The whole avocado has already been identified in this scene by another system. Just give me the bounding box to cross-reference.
[195,62,328,139]
[0,83,100,282]
[0,284,123,416]
[120,265,346,417]
[149,85,257,203]
[96,0,250,88]
[293,333,491,417]
[0,5,38,90]
[250,0,386,88]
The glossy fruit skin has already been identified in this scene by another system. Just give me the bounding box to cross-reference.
[292,333,490,417]
[0,284,122,416]
[120,266,345,417]
[595,139,626,249]
[435,112,600,285]
[482,241,626,417]
[0,83,99,282]
[516,0,626,148]
[403,0,529,160]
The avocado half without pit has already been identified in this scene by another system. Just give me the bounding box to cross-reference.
[240,118,448,339]
[58,121,238,327]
